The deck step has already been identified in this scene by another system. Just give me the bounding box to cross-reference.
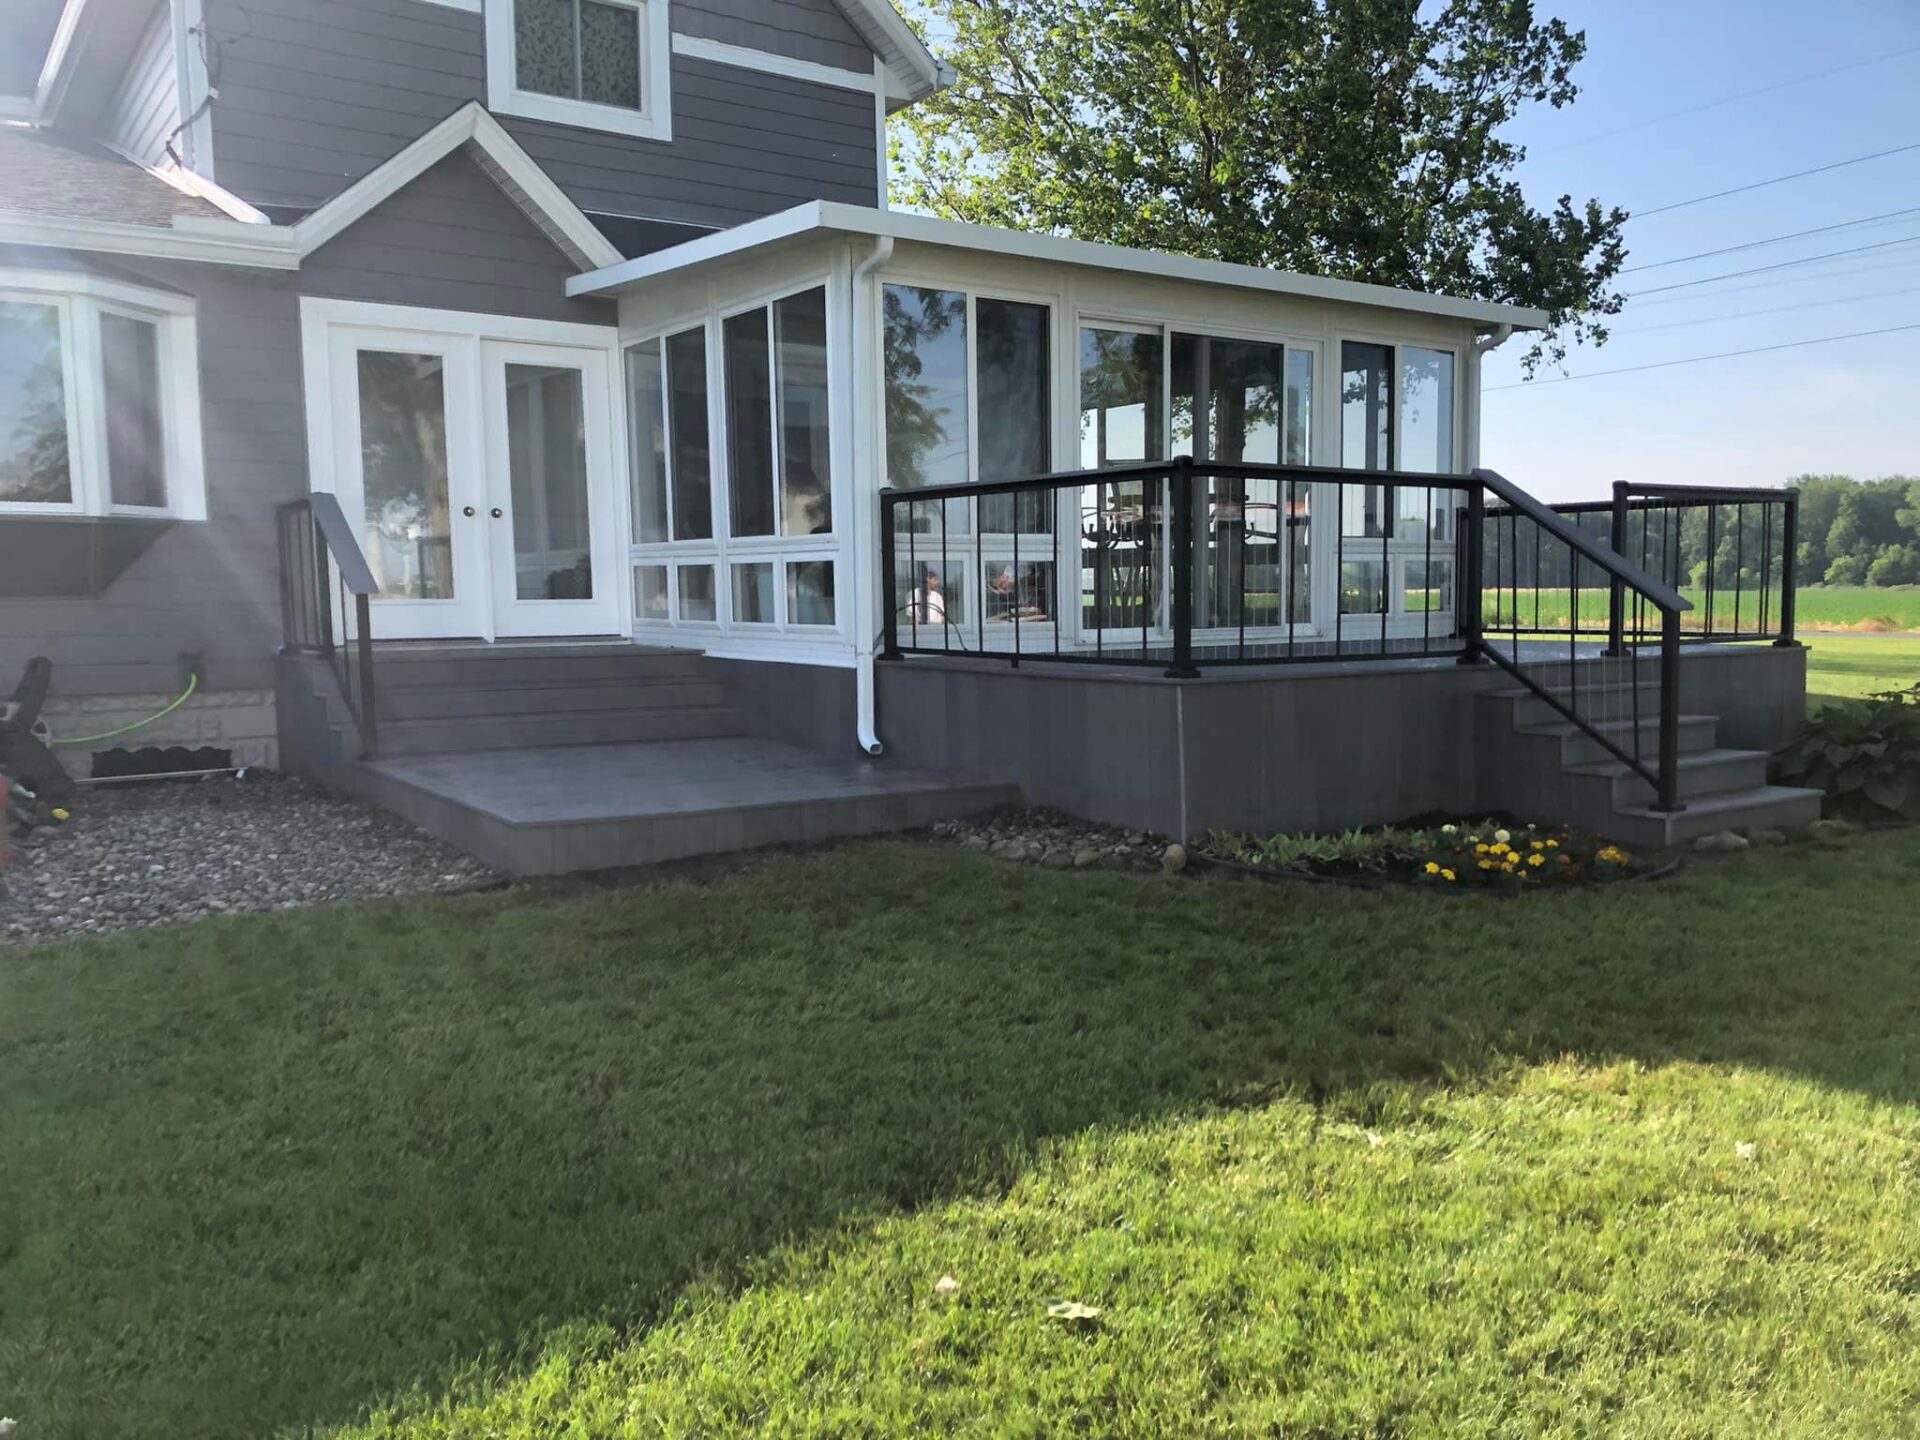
[1520,712,1718,768]
[1606,784,1824,848]
[374,705,744,755]
[1563,747,1772,806]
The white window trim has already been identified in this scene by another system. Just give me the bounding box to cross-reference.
[486,0,673,143]
[0,269,204,522]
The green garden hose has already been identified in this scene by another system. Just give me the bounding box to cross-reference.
[47,673,199,746]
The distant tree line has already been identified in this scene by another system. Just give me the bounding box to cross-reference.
[1791,476,1920,587]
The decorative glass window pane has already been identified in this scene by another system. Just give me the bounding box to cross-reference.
[976,297,1049,534]
[101,312,166,508]
[515,0,575,97]
[0,299,71,504]
[678,564,716,622]
[504,363,592,600]
[634,564,669,622]
[625,339,667,543]
[1399,346,1455,475]
[724,307,775,538]
[882,284,968,491]
[732,562,774,624]
[579,1,641,109]
[665,327,711,541]
[356,351,454,600]
[775,287,831,537]
[788,559,835,626]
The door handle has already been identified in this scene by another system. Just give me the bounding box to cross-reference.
[490,507,504,519]
[462,505,475,517]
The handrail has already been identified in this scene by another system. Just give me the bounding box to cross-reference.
[276,494,379,759]
[883,458,1479,506]
[1474,469,1692,615]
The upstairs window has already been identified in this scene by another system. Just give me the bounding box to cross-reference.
[0,273,204,521]
[488,0,671,141]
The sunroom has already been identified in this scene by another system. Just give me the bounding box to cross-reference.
[575,201,1542,685]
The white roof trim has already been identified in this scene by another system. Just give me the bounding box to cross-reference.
[157,162,272,225]
[0,209,301,268]
[833,0,951,104]
[568,201,1553,330]
[32,0,89,121]
[292,103,624,271]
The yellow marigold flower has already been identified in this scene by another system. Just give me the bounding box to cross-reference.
[1475,843,1488,854]
[1546,838,1559,848]
[1531,840,1544,850]
[1425,861,1440,875]
[1478,859,1492,870]
[1528,853,1545,867]
[1491,842,1509,855]
[1442,869,1457,882]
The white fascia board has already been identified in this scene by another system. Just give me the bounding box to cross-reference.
[569,200,1552,330]
[160,164,272,224]
[834,0,950,102]
[33,0,89,121]
[292,102,624,271]
[670,34,881,95]
[0,209,300,268]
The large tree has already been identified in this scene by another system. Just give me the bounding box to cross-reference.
[893,0,1627,372]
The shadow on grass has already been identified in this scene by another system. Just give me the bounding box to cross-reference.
[4,829,1917,1439]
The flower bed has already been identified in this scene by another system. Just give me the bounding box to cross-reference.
[1197,819,1669,892]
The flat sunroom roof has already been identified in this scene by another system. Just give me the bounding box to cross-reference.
[567,200,1550,331]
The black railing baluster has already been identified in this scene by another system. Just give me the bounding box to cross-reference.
[880,493,900,660]
[1777,490,1798,645]
[1166,456,1198,678]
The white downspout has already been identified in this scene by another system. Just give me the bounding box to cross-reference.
[850,234,895,756]
[1467,323,1515,469]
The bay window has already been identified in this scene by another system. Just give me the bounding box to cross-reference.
[487,0,671,141]
[0,273,203,521]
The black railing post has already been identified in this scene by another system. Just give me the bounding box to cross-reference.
[311,509,336,658]
[1655,605,1683,813]
[878,490,901,660]
[1165,457,1199,678]
[1605,480,1628,656]
[1775,490,1799,646]
[1457,483,1486,663]
[355,592,378,759]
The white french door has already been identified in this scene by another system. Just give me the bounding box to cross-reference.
[308,302,623,642]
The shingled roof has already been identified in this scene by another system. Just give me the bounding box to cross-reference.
[0,123,225,227]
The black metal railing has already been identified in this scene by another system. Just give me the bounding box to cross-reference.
[1494,482,1798,649]
[277,493,379,758]
[880,457,1477,675]
[878,459,1721,812]
[1471,469,1694,813]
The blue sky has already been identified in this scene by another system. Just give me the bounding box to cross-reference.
[1484,0,1920,499]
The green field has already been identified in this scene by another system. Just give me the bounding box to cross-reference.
[8,837,1920,1439]
[1479,584,1920,636]
[1803,633,1920,705]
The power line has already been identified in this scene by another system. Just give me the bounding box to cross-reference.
[1629,141,1920,219]
[1486,324,1920,390]
[1537,42,1920,155]
[1628,233,1920,297]
[1623,205,1920,272]
[1629,251,1920,307]
[1613,284,1920,334]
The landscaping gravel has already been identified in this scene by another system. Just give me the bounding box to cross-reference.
[0,772,498,947]
[930,807,1174,873]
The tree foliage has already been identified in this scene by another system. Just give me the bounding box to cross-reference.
[1790,475,1920,588]
[893,0,1628,372]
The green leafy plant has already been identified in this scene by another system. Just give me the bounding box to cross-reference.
[1777,683,1920,822]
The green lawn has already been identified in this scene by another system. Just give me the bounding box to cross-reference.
[7,838,1920,1439]
[1802,633,1920,705]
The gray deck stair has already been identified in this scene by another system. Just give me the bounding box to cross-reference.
[1477,667,1821,848]
[278,641,1012,875]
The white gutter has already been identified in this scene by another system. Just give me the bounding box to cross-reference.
[850,233,894,757]
[1466,323,1517,469]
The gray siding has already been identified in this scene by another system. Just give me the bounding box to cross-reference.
[301,149,616,325]
[102,2,182,168]
[674,0,872,70]
[0,152,612,698]
[206,0,880,223]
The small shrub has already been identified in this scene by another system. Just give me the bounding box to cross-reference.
[1199,819,1648,889]
[1777,682,1920,822]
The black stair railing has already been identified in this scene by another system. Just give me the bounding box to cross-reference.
[276,493,379,758]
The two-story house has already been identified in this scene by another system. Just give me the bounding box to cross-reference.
[0,0,1815,871]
